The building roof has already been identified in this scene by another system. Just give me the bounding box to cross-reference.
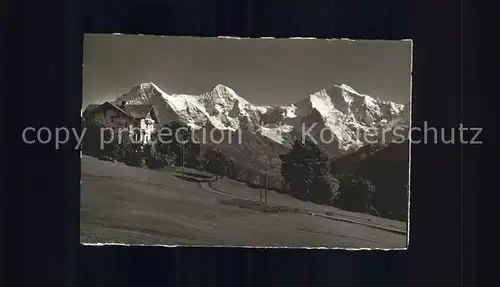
[82,102,155,120]
[82,104,108,119]
[82,104,100,116]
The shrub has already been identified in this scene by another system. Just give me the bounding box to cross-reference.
[195,155,208,170]
[311,171,340,205]
[124,144,147,167]
[204,148,231,179]
[145,143,176,169]
[334,174,376,213]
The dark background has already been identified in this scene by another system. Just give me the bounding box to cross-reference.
[4,0,482,286]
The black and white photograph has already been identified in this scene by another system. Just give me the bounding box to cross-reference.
[80,34,412,249]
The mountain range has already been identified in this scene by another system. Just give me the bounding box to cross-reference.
[115,82,410,152]
[96,82,411,181]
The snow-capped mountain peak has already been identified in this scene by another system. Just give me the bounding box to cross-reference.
[117,82,167,104]
[210,84,237,95]
[335,83,360,95]
[202,84,245,104]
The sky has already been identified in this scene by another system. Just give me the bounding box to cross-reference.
[82,34,412,108]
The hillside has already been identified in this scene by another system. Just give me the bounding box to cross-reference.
[80,156,407,248]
